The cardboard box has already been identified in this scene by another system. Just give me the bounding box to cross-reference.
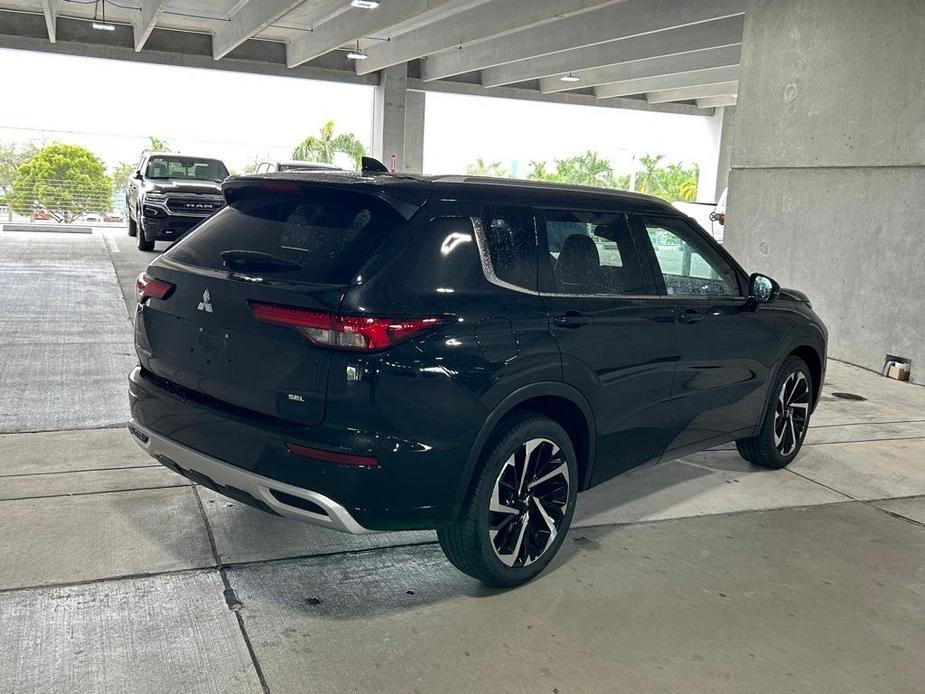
[887,363,911,381]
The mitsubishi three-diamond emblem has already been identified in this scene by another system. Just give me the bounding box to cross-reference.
[197,289,213,313]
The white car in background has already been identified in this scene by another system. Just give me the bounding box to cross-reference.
[673,187,727,243]
[254,160,341,173]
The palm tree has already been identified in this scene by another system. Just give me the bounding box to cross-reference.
[657,162,700,202]
[148,137,170,152]
[527,160,551,180]
[552,151,616,187]
[292,120,367,169]
[635,153,665,195]
[466,158,509,177]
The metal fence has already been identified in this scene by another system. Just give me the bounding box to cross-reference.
[2,178,126,223]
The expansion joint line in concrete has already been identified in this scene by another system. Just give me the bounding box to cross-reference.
[193,486,272,694]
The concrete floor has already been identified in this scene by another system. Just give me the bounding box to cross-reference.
[1,227,924,693]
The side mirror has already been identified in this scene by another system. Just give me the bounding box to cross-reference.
[133,171,143,180]
[748,273,780,303]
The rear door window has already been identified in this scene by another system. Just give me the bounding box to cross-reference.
[165,187,405,285]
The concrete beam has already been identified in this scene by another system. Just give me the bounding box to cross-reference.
[698,95,737,108]
[133,0,169,52]
[408,77,711,117]
[0,12,709,119]
[41,0,56,43]
[356,0,617,76]
[646,81,738,104]
[213,0,336,60]
[423,0,746,82]
[0,15,378,86]
[287,0,451,68]
[540,44,741,94]
[481,14,744,88]
[595,65,739,100]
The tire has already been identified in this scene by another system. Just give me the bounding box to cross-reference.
[127,214,137,237]
[136,214,155,252]
[736,355,813,469]
[438,414,578,587]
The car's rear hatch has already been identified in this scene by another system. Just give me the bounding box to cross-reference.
[134,175,430,426]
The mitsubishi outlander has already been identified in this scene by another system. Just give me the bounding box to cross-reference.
[128,159,827,586]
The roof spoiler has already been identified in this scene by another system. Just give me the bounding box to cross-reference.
[361,156,390,174]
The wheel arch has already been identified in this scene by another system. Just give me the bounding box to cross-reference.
[447,382,597,522]
[789,344,824,408]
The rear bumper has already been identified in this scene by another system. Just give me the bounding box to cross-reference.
[128,365,469,529]
[129,421,369,533]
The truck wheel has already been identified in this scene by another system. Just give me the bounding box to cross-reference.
[137,217,155,252]
[128,214,137,237]
[736,355,813,469]
[438,414,578,587]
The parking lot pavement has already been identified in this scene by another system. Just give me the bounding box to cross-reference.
[99,225,161,316]
[2,229,924,691]
[0,231,136,433]
[229,502,925,694]
[0,570,262,694]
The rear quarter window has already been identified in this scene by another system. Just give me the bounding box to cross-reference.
[165,188,405,285]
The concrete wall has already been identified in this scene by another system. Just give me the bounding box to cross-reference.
[725,0,925,383]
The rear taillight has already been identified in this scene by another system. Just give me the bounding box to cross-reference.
[136,273,175,304]
[248,301,444,351]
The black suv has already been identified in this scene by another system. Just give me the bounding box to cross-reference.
[127,152,229,252]
[128,163,827,586]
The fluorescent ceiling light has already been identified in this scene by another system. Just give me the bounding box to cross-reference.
[351,0,381,8]
[92,1,115,31]
[347,39,367,60]
[560,73,581,83]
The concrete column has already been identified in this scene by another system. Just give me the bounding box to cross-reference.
[697,106,735,203]
[403,90,425,174]
[372,63,408,172]
[696,106,724,203]
[725,0,925,383]
[714,105,735,199]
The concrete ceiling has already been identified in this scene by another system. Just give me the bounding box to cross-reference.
[0,0,743,112]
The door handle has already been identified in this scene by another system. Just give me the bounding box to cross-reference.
[678,309,707,324]
[554,311,592,329]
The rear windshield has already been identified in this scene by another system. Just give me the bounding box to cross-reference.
[165,188,405,285]
[147,156,229,182]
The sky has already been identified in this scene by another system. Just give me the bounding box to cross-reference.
[0,48,720,186]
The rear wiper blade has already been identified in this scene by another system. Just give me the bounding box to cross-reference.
[221,250,302,272]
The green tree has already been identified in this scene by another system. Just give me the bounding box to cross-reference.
[292,120,366,169]
[528,151,630,190]
[656,162,700,202]
[466,157,509,177]
[527,160,550,180]
[634,153,665,195]
[9,144,113,221]
[0,140,41,220]
[148,136,170,152]
[110,160,135,211]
